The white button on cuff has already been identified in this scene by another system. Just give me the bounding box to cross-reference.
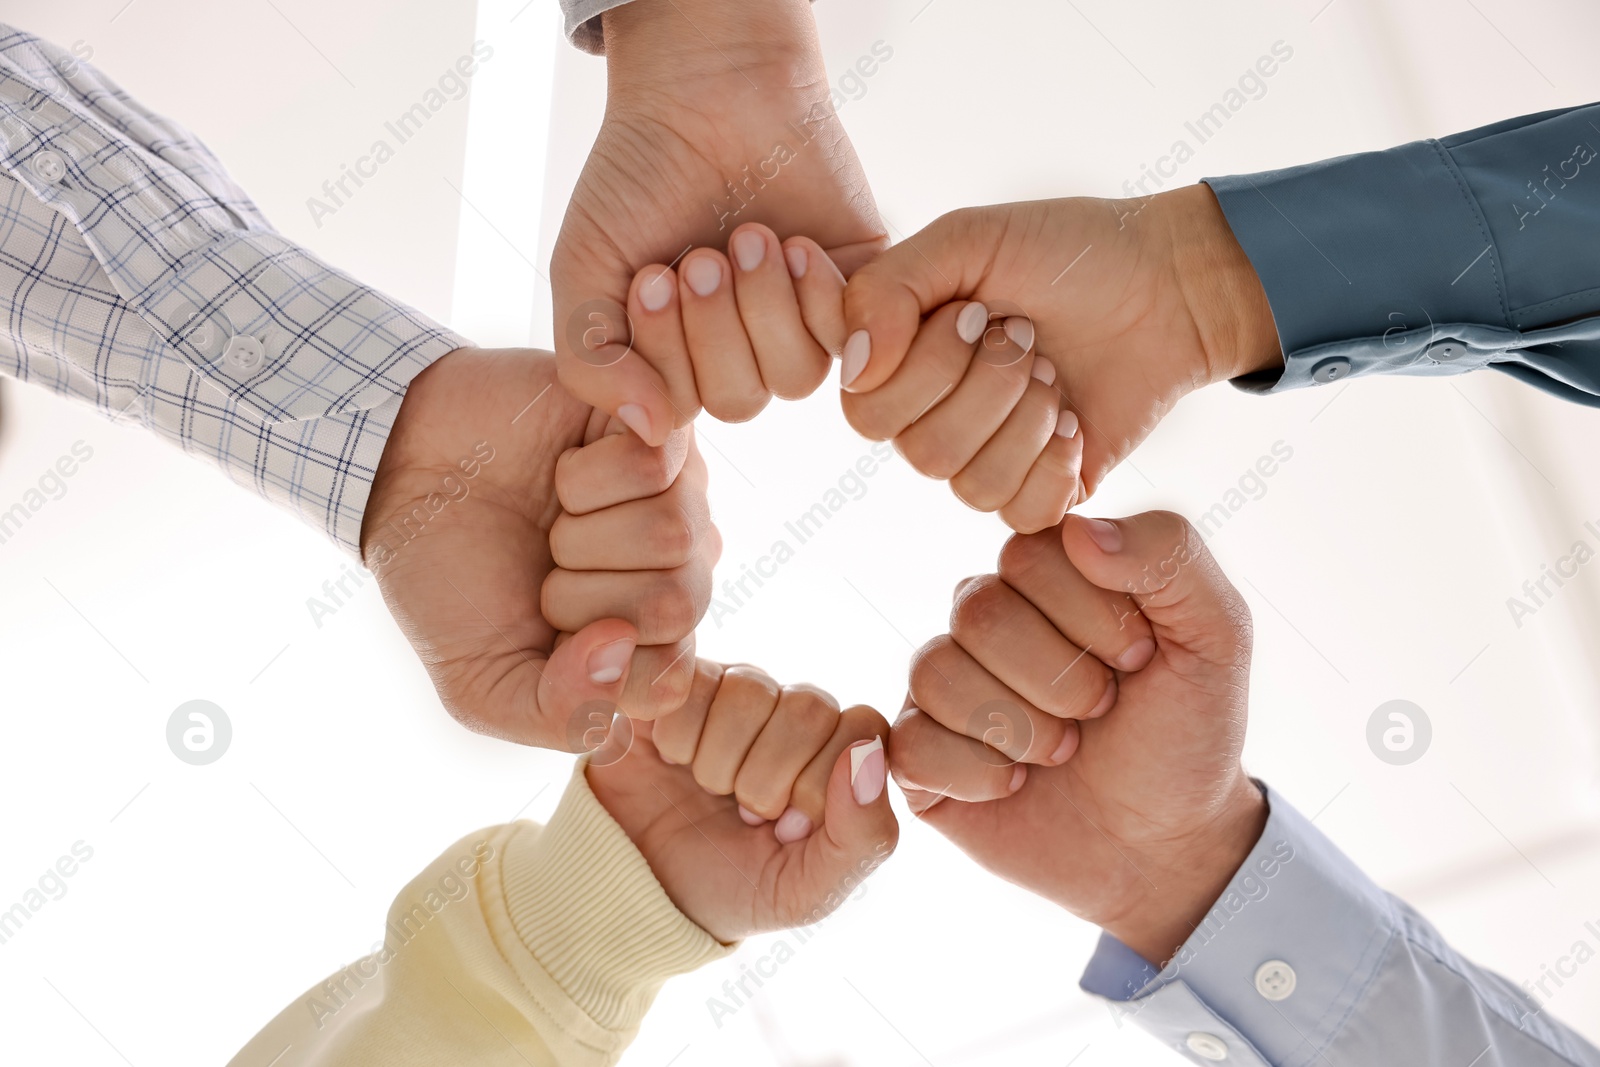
[1186,1032,1229,1061]
[1425,340,1466,362]
[1254,959,1297,1001]
[222,334,265,372]
[30,150,67,184]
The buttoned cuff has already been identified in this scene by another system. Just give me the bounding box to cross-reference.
[492,762,735,1055]
[1203,104,1600,403]
[1079,785,1396,1066]
[0,68,467,554]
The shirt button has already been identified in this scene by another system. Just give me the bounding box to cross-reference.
[1185,1032,1229,1060]
[1254,959,1297,1001]
[1310,357,1351,384]
[29,150,67,184]
[1425,340,1466,362]
[223,334,266,372]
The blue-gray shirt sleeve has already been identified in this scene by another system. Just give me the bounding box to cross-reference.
[1204,104,1600,404]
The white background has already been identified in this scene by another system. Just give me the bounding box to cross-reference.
[3,0,1600,1064]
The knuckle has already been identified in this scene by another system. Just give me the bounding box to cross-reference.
[950,575,1012,638]
[997,530,1055,582]
[733,771,787,819]
[1225,594,1255,657]
[646,652,695,714]
[631,443,678,496]
[900,434,964,482]
[721,664,780,709]
[999,504,1054,536]
[784,685,842,737]
[692,760,732,796]
[705,388,771,425]
[1153,509,1202,559]
[1056,662,1111,719]
[553,446,584,509]
[645,505,698,565]
[547,515,577,567]
[839,395,893,441]
[908,636,961,700]
[643,572,700,639]
[950,469,1006,513]
[1038,435,1081,478]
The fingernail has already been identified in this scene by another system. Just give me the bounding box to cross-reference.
[1054,408,1079,438]
[639,270,673,312]
[1009,763,1028,792]
[850,737,886,805]
[1004,316,1034,352]
[956,302,988,344]
[1030,357,1056,386]
[1049,726,1079,765]
[1118,637,1157,671]
[1080,517,1121,553]
[685,256,722,297]
[732,230,766,272]
[785,245,808,279]
[738,804,766,826]
[1089,675,1118,718]
[617,403,654,443]
[773,806,813,842]
[841,330,871,389]
[587,637,635,685]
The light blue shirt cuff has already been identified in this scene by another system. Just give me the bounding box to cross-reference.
[1080,784,1395,1064]
[1078,785,1597,1066]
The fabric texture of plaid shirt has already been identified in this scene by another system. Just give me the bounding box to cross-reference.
[0,26,467,557]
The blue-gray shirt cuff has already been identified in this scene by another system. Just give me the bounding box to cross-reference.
[1204,103,1600,404]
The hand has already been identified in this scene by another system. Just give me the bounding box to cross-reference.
[587,660,896,942]
[841,185,1283,503]
[552,0,887,445]
[361,348,715,746]
[888,511,1268,965]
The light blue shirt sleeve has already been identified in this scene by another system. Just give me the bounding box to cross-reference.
[1079,785,1600,1066]
[1204,104,1600,405]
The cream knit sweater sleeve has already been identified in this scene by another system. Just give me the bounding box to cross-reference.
[229,763,733,1067]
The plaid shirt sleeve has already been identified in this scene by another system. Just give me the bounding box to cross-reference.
[0,27,469,556]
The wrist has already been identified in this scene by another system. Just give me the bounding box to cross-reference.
[1161,183,1282,383]
[1101,776,1269,967]
[602,0,820,87]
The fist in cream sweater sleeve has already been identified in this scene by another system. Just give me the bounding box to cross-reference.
[229,660,896,1067]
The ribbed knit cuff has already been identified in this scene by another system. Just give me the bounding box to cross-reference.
[495,763,733,1050]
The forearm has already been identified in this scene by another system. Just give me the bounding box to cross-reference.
[229,764,730,1067]
[1082,786,1600,1066]
[1098,773,1269,967]
[0,29,465,555]
[602,0,821,87]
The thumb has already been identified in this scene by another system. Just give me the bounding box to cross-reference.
[796,735,899,912]
[840,210,988,393]
[1060,511,1251,667]
[532,618,640,751]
